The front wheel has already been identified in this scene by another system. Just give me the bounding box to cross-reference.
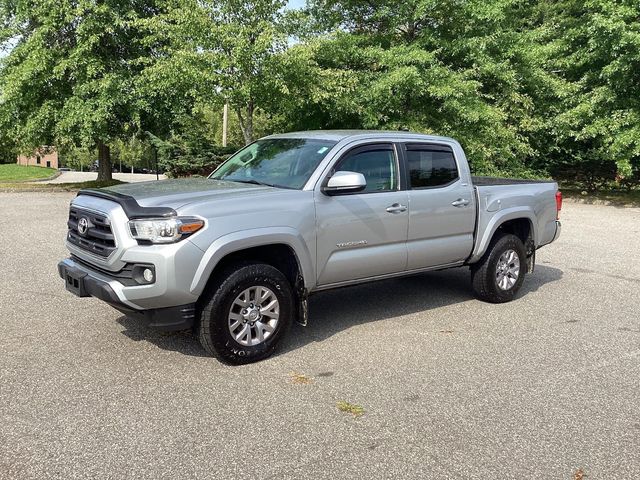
[198,262,294,364]
[471,233,526,303]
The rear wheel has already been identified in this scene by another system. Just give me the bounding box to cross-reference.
[198,262,294,364]
[471,233,526,303]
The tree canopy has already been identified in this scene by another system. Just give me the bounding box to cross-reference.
[0,0,638,188]
[0,0,188,178]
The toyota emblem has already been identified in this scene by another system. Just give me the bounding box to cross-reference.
[78,217,90,236]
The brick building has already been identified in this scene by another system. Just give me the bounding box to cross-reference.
[17,148,59,169]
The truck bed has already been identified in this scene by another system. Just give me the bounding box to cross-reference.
[471,176,555,186]
[468,177,560,263]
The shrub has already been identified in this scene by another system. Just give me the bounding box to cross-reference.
[159,145,238,178]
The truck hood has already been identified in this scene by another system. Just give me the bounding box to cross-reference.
[103,178,279,210]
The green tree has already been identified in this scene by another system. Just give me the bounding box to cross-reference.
[0,0,172,180]
[143,0,291,144]
[275,0,555,175]
[59,145,94,172]
[2,0,637,188]
[112,136,149,173]
[152,105,244,177]
[0,130,15,163]
[301,0,639,185]
[542,0,640,188]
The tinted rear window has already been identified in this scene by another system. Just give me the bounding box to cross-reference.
[406,147,458,188]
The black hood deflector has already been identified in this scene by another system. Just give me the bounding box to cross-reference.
[78,189,177,219]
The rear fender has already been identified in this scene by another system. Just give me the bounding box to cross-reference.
[469,207,537,263]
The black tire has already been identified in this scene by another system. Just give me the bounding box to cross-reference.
[198,262,294,365]
[471,233,527,303]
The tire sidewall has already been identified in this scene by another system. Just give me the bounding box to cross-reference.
[201,264,293,364]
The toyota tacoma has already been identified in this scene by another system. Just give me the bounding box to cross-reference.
[58,131,562,364]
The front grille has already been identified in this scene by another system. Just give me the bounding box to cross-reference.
[67,207,116,257]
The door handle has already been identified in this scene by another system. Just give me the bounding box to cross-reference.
[386,203,407,214]
[451,198,470,207]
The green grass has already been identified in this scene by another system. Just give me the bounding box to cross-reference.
[0,164,57,182]
[336,400,365,417]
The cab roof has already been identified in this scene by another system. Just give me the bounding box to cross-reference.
[266,130,456,143]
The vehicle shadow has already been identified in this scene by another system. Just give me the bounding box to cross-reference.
[115,265,563,358]
[278,264,563,355]
[116,316,210,357]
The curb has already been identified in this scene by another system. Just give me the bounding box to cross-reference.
[21,171,62,183]
[33,170,63,182]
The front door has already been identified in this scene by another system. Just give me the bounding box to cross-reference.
[315,144,409,286]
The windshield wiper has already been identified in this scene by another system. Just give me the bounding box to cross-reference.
[214,177,296,189]
[225,178,278,188]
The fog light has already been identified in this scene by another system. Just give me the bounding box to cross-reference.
[132,264,156,285]
[142,268,154,283]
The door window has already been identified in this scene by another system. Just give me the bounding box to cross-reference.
[335,147,398,193]
[406,146,458,188]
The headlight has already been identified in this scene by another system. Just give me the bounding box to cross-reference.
[128,217,204,244]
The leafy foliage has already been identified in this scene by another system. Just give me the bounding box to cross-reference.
[143,117,238,177]
[58,145,95,172]
[0,0,638,188]
[0,0,192,179]
[140,0,291,144]
[541,0,640,189]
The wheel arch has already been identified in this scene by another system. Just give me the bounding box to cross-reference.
[469,208,537,263]
[189,228,314,298]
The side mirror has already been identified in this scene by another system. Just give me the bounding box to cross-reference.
[323,171,366,195]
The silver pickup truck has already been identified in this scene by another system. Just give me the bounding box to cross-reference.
[58,131,562,364]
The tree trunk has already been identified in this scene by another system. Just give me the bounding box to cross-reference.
[245,100,254,144]
[236,100,255,145]
[97,141,113,181]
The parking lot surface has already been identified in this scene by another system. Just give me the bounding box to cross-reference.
[1,192,639,479]
[41,172,166,184]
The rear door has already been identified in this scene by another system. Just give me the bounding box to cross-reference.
[314,143,409,286]
[402,142,475,269]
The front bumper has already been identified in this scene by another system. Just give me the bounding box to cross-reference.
[58,258,197,331]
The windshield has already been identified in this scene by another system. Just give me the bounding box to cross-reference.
[210,138,337,189]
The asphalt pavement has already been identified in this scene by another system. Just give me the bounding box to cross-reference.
[1,192,638,479]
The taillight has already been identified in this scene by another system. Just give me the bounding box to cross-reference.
[555,191,562,220]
